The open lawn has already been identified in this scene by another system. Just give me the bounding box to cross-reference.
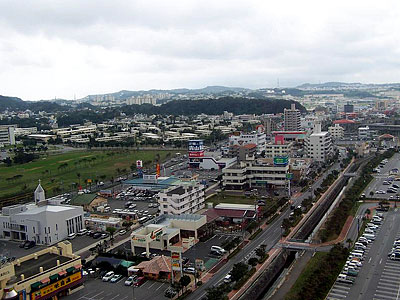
[0,149,176,199]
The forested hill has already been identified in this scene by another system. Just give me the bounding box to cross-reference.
[0,95,65,112]
[0,95,24,111]
[121,97,306,116]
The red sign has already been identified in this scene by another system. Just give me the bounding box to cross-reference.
[189,151,204,158]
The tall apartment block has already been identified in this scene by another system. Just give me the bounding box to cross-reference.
[284,104,301,131]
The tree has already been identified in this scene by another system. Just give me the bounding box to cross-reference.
[106,227,117,239]
[231,262,248,282]
[248,257,259,266]
[255,244,267,258]
[76,173,81,186]
[206,286,227,300]
[179,275,191,292]
[369,191,374,197]
[346,238,353,248]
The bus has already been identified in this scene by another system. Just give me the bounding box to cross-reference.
[138,217,149,224]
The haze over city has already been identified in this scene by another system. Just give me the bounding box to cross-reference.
[1,0,399,100]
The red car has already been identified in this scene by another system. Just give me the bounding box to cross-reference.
[134,277,146,287]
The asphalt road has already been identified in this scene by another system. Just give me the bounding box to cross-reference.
[327,208,400,300]
[186,161,342,300]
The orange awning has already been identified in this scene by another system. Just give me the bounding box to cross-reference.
[74,264,82,270]
[58,270,67,276]
[40,278,50,284]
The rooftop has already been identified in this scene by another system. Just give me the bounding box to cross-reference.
[14,253,71,281]
[18,205,77,215]
[71,194,98,206]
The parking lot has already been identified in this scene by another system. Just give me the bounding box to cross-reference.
[364,153,400,200]
[64,276,170,300]
[327,208,400,299]
[0,240,45,259]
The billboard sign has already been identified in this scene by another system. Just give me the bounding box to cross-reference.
[273,156,289,166]
[188,140,204,158]
[31,272,82,300]
[156,164,160,177]
[136,160,143,168]
[171,251,181,271]
[143,174,157,183]
[286,173,293,180]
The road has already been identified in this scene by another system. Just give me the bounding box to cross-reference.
[187,161,342,300]
[327,208,400,300]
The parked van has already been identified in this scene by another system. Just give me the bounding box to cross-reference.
[354,242,366,249]
[353,249,365,255]
[390,253,400,261]
[363,234,376,240]
[350,252,363,260]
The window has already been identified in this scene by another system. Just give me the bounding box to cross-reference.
[33,227,35,234]
[56,224,58,231]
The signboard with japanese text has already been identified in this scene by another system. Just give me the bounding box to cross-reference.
[171,251,181,271]
[31,272,82,300]
[273,156,289,166]
[188,140,204,158]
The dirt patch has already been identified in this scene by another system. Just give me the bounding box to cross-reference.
[58,159,73,163]
[26,167,43,171]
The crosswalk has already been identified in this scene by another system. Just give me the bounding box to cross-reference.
[373,231,400,300]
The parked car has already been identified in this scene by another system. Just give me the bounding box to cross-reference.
[134,277,146,287]
[19,241,29,248]
[183,267,196,274]
[102,271,114,282]
[24,241,36,249]
[125,275,137,286]
[110,274,123,283]
[93,232,102,239]
[119,229,127,236]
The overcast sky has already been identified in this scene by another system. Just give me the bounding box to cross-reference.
[0,0,399,100]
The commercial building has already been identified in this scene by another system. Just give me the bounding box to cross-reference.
[228,125,266,154]
[227,144,257,161]
[0,184,84,245]
[131,214,206,257]
[202,203,260,225]
[271,131,307,142]
[358,126,370,140]
[222,157,289,190]
[344,103,354,113]
[0,241,83,300]
[158,184,205,215]
[264,135,293,158]
[0,125,15,146]
[328,124,345,139]
[305,123,333,162]
[284,104,301,131]
[134,255,172,280]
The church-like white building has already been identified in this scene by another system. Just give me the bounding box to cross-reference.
[0,182,84,245]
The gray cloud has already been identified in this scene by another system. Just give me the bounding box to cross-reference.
[0,0,399,99]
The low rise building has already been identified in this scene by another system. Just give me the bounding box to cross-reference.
[222,157,289,190]
[158,184,205,215]
[131,214,206,257]
[0,125,15,146]
[0,184,84,245]
[0,241,83,300]
[228,125,266,154]
[358,126,370,140]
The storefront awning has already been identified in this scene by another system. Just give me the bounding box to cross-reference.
[31,282,41,289]
[49,274,59,281]
[40,278,50,284]
[74,264,82,270]
[58,270,67,276]
[66,267,75,273]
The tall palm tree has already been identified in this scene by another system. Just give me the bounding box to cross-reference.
[77,173,81,186]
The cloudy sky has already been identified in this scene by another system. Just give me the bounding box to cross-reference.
[0,0,399,100]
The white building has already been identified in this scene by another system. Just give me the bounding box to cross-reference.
[358,126,370,140]
[158,184,205,215]
[222,158,289,190]
[284,103,301,131]
[0,125,15,146]
[229,125,266,154]
[305,123,333,162]
[328,124,344,139]
[264,142,293,158]
[0,183,84,245]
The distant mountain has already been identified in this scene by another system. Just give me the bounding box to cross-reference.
[82,86,250,101]
[0,95,25,111]
[297,82,363,89]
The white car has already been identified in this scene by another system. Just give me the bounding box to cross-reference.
[102,271,114,282]
[119,230,127,235]
[375,190,386,194]
[77,229,88,236]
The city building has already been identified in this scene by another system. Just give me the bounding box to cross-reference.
[131,214,207,257]
[284,104,301,131]
[264,135,293,158]
[134,255,172,280]
[228,125,266,154]
[358,126,370,140]
[271,131,307,143]
[222,157,289,190]
[202,203,260,226]
[0,125,15,146]
[0,183,84,245]
[0,241,83,300]
[305,123,333,162]
[344,103,354,113]
[157,184,205,215]
[227,144,257,161]
[328,124,345,139]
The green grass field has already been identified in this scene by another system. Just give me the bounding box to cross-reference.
[207,194,256,206]
[0,149,176,199]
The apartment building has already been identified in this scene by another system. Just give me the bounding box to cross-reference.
[229,125,266,154]
[222,158,289,190]
[0,125,15,146]
[284,103,301,131]
[328,124,344,139]
[305,123,333,162]
[158,184,205,215]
